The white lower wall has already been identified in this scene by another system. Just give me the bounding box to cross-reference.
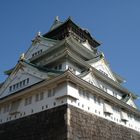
[0,82,140,132]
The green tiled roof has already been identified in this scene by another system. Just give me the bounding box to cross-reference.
[23,60,64,74]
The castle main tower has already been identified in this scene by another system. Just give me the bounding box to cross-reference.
[0,17,140,140]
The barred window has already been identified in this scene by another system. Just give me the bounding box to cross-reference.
[25,96,32,106]
[9,78,30,92]
[3,104,10,113]
[35,92,44,102]
[48,89,55,97]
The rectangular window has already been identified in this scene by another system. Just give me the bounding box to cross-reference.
[79,88,82,97]
[113,92,117,98]
[13,85,16,90]
[35,94,39,102]
[128,114,133,120]
[25,96,32,106]
[101,85,107,92]
[16,83,19,89]
[26,78,29,84]
[48,89,52,97]
[10,100,21,114]
[113,106,119,113]
[103,103,113,114]
[79,88,90,100]
[32,49,43,57]
[3,104,9,113]
[23,80,26,86]
[48,89,55,97]
[99,69,108,76]
[86,92,89,100]
[9,78,29,92]
[9,86,12,92]
[93,95,101,105]
[19,81,22,87]
[59,64,62,70]
[52,89,55,96]
[54,66,57,70]
[40,92,44,100]
[36,92,44,102]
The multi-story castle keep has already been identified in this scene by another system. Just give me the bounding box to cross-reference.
[0,17,140,140]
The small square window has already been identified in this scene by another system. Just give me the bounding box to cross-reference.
[26,78,29,84]
[59,64,62,70]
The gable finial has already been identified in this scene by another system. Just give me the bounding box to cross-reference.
[55,16,60,21]
[37,31,41,37]
[20,53,25,61]
[100,52,105,58]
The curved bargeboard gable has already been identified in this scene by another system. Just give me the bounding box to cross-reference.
[87,55,137,108]
[82,40,93,51]
[79,71,100,88]
[88,56,117,82]
[24,35,58,60]
[126,96,137,108]
[0,61,49,99]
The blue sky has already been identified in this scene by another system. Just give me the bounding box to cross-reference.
[0,0,140,107]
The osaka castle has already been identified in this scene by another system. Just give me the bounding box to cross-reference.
[0,17,140,140]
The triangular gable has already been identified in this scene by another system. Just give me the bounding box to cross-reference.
[0,61,48,99]
[82,40,93,51]
[126,97,137,109]
[88,56,117,82]
[25,36,58,60]
[79,71,100,88]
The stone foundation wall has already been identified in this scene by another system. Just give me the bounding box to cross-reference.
[68,105,140,140]
[0,105,68,140]
[0,105,140,140]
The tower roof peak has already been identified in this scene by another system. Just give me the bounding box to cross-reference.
[44,16,100,48]
[50,16,63,31]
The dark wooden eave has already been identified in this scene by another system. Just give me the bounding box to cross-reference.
[43,18,100,48]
